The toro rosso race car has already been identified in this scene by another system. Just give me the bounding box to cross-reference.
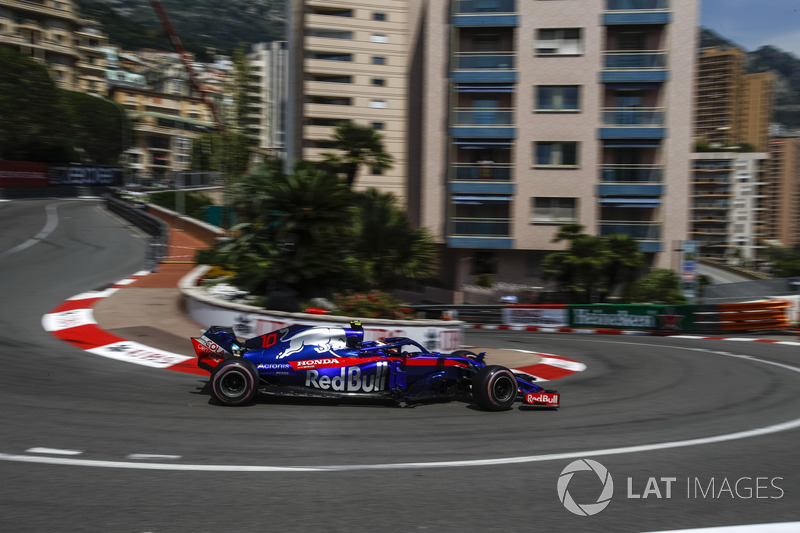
[191,321,560,411]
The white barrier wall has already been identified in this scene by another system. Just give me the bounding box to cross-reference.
[180,268,463,353]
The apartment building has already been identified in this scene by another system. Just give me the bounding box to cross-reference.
[764,136,800,248]
[287,0,410,199]
[405,0,696,287]
[109,85,214,184]
[0,0,109,92]
[695,46,773,151]
[248,41,289,160]
[691,152,767,262]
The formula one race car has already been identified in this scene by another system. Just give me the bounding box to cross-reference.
[191,321,560,411]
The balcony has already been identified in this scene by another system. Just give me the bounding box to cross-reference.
[453,0,517,27]
[451,107,515,137]
[454,0,516,13]
[449,217,511,237]
[603,107,664,126]
[452,108,514,126]
[599,222,661,240]
[453,52,515,70]
[452,52,517,83]
[451,162,513,182]
[601,51,668,83]
[600,164,662,183]
[606,0,670,9]
[603,0,671,25]
[11,0,75,18]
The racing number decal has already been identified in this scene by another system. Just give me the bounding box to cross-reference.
[261,333,278,348]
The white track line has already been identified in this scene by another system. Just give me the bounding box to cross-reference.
[0,202,60,258]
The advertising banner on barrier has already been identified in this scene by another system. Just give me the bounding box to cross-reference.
[569,305,695,332]
[50,166,121,186]
[0,161,49,188]
[502,305,568,327]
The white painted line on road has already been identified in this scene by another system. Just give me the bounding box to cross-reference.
[26,447,83,456]
[642,521,800,533]
[127,454,183,461]
[0,202,60,258]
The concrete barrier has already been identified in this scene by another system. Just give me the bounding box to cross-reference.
[179,266,464,352]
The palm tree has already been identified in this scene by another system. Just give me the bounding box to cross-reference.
[351,189,437,288]
[322,122,394,188]
[602,233,645,301]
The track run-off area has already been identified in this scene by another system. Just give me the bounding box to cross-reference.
[1,198,798,533]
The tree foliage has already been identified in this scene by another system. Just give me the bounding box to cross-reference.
[61,91,132,165]
[765,244,800,278]
[627,268,687,305]
[0,48,71,162]
[542,224,645,303]
[199,158,437,306]
[321,122,394,188]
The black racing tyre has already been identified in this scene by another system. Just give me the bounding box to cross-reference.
[210,359,259,406]
[451,349,478,360]
[472,365,518,411]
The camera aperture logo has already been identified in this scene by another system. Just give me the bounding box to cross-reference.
[557,459,614,516]
[557,459,785,517]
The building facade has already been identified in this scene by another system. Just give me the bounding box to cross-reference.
[691,152,767,263]
[110,85,214,184]
[408,0,697,288]
[0,0,109,93]
[764,136,800,248]
[248,41,289,160]
[694,46,773,151]
[287,0,410,199]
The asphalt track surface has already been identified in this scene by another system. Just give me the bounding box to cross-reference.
[1,199,799,533]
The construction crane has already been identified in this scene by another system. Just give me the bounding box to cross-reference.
[150,0,224,131]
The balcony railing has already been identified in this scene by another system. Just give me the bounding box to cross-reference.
[606,0,669,10]
[604,51,667,69]
[599,222,661,240]
[453,52,515,70]
[451,163,513,181]
[600,164,662,183]
[454,0,516,14]
[452,108,514,126]
[602,107,664,126]
[450,217,511,237]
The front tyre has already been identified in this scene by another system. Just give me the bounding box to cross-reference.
[472,365,518,411]
[210,359,259,406]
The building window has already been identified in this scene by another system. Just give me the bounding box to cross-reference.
[311,74,352,83]
[371,34,388,43]
[307,28,353,39]
[535,28,583,56]
[372,78,385,86]
[531,198,578,224]
[371,122,385,130]
[534,141,579,167]
[307,51,353,61]
[372,56,386,65]
[369,99,387,109]
[310,7,353,17]
[311,96,352,106]
[373,12,386,21]
[535,85,580,111]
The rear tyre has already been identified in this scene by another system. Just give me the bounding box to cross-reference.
[472,365,518,411]
[210,359,259,406]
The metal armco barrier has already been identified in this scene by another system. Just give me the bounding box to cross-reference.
[105,195,168,267]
